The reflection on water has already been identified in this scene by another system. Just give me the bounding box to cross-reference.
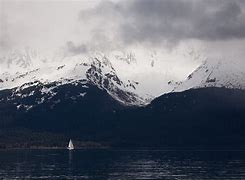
[68,151,73,165]
[0,149,245,179]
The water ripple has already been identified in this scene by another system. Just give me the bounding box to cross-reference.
[0,150,245,179]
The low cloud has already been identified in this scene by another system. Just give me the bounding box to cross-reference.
[66,41,88,55]
[66,0,245,54]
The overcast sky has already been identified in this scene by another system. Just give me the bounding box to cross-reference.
[1,0,245,96]
[1,0,245,64]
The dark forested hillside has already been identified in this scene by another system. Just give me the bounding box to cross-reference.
[116,88,245,147]
[1,86,245,148]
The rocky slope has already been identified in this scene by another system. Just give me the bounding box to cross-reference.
[0,48,151,107]
[173,59,245,92]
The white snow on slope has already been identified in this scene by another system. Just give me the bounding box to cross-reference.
[2,46,244,106]
[173,58,245,92]
[0,47,202,100]
[0,48,152,105]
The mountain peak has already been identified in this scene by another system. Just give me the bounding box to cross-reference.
[173,58,245,92]
[0,49,151,106]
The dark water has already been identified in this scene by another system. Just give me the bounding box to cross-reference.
[0,149,245,179]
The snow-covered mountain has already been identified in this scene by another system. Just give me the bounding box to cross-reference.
[1,46,245,110]
[0,46,202,107]
[0,48,152,107]
[173,58,245,92]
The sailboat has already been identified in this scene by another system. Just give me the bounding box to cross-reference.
[67,139,74,150]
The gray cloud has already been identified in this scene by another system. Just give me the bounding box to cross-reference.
[66,41,88,55]
[0,2,11,53]
[67,0,245,53]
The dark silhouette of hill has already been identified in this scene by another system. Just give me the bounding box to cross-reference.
[1,85,245,148]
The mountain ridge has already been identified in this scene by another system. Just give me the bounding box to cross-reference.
[173,59,245,92]
[1,48,245,107]
[0,49,151,106]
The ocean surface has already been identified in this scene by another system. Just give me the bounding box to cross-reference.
[0,149,245,179]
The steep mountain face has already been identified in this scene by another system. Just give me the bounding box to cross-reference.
[173,59,245,92]
[0,49,149,106]
[0,47,206,100]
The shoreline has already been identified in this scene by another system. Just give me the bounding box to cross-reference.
[2,146,245,151]
[0,145,111,150]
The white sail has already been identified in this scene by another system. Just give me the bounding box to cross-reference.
[67,139,74,150]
